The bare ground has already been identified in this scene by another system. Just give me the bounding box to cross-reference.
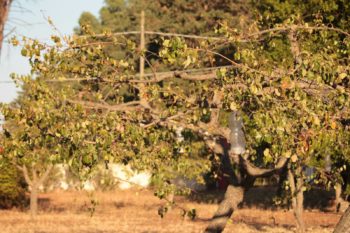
[0,188,342,233]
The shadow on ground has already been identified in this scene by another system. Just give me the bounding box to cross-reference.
[189,185,337,211]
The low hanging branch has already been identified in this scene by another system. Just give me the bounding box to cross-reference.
[238,155,288,178]
[66,99,143,112]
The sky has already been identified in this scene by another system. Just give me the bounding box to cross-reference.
[0,0,104,103]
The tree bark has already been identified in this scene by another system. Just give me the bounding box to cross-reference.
[29,184,39,217]
[204,143,243,233]
[204,137,289,233]
[0,0,12,52]
[239,155,288,178]
[335,183,342,205]
[295,176,305,233]
[204,185,244,233]
[334,183,346,212]
[333,205,350,233]
[288,168,305,233]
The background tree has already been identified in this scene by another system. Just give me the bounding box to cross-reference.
[75,0,253,68]
[0,156,27,209]
[0,72,94,216]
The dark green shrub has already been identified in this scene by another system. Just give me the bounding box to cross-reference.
[0,160,27,209]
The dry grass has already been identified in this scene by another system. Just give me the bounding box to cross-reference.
[0,189,342,233]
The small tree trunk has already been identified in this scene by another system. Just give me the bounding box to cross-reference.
[204,185,244,233]
[30,184,39,217]
[335,183,342,205]
[17,165,53,217]
[334,183,346,212]
[167,191,175,210]
[288,168,305,233]
[295,176,305,233]
[333,205,350,233]
[277,166,288,197]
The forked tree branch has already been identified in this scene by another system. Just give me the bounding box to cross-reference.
[239,155,288,178]
[38,164,53,185]
[16,164,33,187]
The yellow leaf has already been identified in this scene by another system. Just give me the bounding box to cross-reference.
[291,154,298,163]
[339,73,347,80]
[163,39,170,47]
[183,56,192,68]
[119,60,129,67]
[313,116,320,126]
[250,84,258,95]
[284,150,292,158]
[263,148,270,157]
[330,121,337,129]
[274,88,281,96]
[230,102,238,111]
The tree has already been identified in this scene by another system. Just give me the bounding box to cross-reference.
[0,72,94,216]
[77,0,251,34]
[75,0,253,68]
[0,157,27,209]
[251,1,350,231]
[2,1,350,232]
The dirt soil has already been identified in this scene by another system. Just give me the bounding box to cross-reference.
[0,188,343,233]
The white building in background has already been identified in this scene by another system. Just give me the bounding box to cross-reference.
[47,163,152,191]
[109,164,151,190]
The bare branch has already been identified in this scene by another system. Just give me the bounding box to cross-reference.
[38,164,53,185]
[32,166,37,183]
[77,25,350,43]
[67,99,142,112]
[173,71,217,81]
[243,25,350,40]
[142,109,194,128]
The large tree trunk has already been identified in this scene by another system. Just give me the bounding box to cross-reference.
[288,168,305,233]
[334,205,350,233]
[204,185,244,233]
[204,143,244,233]
[204,145,288,233]
[0,0,12,52]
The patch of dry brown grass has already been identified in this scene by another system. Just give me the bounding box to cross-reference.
[0,189,340,233]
